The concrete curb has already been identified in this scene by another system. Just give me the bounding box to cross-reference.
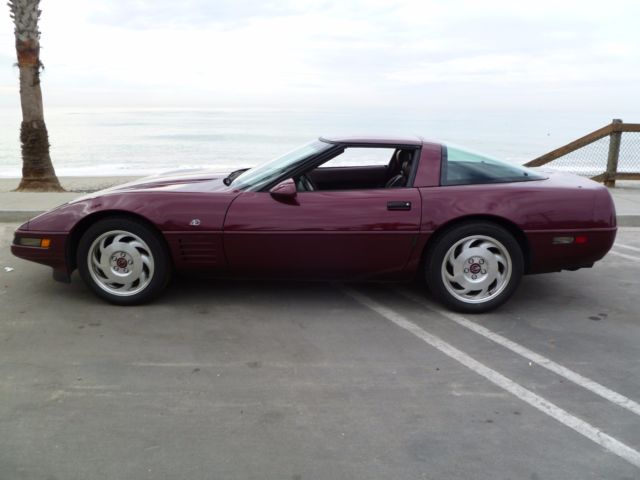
[1,210,639,227]
[0,211,45,223]
[618,216,640,227]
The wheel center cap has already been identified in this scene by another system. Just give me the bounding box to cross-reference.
[469,263,482,275]
[116,258,128,268]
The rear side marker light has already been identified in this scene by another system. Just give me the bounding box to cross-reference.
[552,236,588,245]
[18,237,51,248]
[552,236,573,245]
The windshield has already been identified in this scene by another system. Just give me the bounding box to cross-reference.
[232,140,331,190]
[442,145,546,186]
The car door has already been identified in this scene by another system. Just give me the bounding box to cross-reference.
[223,187,422,279]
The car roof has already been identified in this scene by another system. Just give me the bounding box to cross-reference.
[319,134,424,147]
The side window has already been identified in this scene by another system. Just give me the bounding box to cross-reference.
[302,147,417,192]
[441,145,546,186]
[318,147,393,168]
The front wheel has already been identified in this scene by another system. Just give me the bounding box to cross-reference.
[77,217,171,305]
[425,222,524,313]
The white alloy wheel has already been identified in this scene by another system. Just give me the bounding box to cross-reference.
[440,234,512,304]
[87,230,155,297]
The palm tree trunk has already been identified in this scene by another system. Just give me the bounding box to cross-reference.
[10,0,63,192]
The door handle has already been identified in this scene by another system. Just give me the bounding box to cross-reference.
[387,201,412,211]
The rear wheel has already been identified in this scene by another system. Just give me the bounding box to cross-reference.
[425,222,524,313]
[77,218,170,305]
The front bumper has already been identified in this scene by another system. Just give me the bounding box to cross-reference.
[11,230,72,283]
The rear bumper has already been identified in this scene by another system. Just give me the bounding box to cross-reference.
[525,227,617,274]
[11,230,72,283]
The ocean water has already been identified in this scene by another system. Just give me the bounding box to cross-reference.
[0,108,624,178]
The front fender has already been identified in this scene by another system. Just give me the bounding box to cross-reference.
[26,191,239,233]
[16,191,240,281]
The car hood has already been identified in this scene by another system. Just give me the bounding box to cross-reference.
[21,168,242,232]
[70,169,236,203]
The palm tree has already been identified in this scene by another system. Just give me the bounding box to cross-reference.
[9,0,63,191]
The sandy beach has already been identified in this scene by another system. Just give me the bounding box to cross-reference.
[0,176,140,193]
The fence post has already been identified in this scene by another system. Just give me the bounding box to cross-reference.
[605,118,623,187]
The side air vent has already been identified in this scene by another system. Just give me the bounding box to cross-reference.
[176,235,219,266]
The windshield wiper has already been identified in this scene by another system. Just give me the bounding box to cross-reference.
[223,168,250,186]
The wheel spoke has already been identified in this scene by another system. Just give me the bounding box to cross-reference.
[99,236,110,254]
[103,268,122,284]
[128,241,147,252]
[140,254,154,275]
[443,268,457,282]
[461,238,476,251]
[113,233,129,244]
[494,253,506,268]
[91,252,104,271]
[450,253,467,271]
[475,283,492,297]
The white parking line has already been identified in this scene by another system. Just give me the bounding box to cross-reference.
[616,243,640,253]
[343,288,640,469]
[609,250,640,262]
[395,288,640,418]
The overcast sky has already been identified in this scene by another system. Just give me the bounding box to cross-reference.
[0,0,639,113]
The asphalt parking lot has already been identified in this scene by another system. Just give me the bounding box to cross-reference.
[1,223,639,480]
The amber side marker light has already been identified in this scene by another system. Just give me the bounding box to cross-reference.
[552,235,588,245]
[18,237,51,248]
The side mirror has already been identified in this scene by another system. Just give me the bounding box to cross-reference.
[269,178,297,201]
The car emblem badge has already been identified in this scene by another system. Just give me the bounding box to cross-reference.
[190,219,201,226]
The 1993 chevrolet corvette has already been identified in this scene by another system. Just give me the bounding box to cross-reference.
[11,135,617,312]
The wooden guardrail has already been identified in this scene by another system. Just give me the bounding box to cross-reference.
[524,119,640,187]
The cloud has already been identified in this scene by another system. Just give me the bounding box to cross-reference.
[86,0,322,29]
[0,0,638,112]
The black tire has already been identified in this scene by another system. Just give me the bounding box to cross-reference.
[424,222,524,313]
[77,217,171,305]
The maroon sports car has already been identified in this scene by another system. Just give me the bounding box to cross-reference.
[11,135,616,312]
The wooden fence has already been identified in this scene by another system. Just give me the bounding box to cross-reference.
[524,119,640,187]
